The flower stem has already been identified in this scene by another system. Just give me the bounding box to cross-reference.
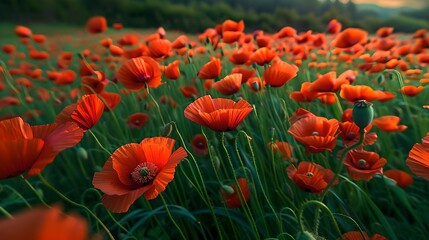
[160,194,187,240]
[88,129,112,155]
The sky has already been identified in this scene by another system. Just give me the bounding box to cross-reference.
[350,0,426,8]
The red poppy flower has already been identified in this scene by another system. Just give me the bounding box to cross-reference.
[339,231,386,240]
[250,47,277,66]
[0,117,84,179]
[163,60,180,80]
[197,58,222,80]
[290,82,321,102]
[310,72,349,92]
[400,86,425,96]
[55,94,104,131]
[85,16,107,34]
[384,169,414,188]
[287,161,335,194]
[288,108,316,124]
[184,95,253,132]
[221,19,245,32]
[15,26,32,38]
[92,137,187,212]
[212,73,242,95]
[222,31,243,44]
[373,116,407,132]
[99,92,121,112]
[180,85,199,98]
[191,134,208,156]
[231,67,255,83]
[339,121,377,146]
[81,72,108,94]
[333,28,368,48]
[344,149,387,181]
[327,19,342,34]
[406,135,429,180]
[113,23,123,30]
[263,60,298,87]
[288,116,339,153]
[268,140,293,160]
[229,49,251,65]
[126,113,150,128]
[54,70,77,85]
[340,85,378,102]
[0,206,89,240]
[148,39,172,59]
[221,178,250,208]
[117,56,162,90]
[172,35,189,49]
[2,44,16,54]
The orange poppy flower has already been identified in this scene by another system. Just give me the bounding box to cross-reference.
[98,92,121,112]
[327,19,342,34]
[0,117,84,179]
[180,85,199,98]
[384,169,414,187]
[221,19,245,32]
[15,25,32,38]
[172,35,189,49]
[148,39,172,59]
[126,113,150,129]
[310,71,349,92]
[400,86,425,96]
[288,116,339,153]
[344,149,387,181]
[81,72,108,94]
[231,67,255,83]
[92,137,187,212]
[288,108,316,124]
[221,178,250,208]
[55,94,104,131]
[113,23,123,30]
[318,93,337,105]
[197,58,222,80]
[32,34,46,44]
[184,95,253,132]
[229,49,251,65]
[0,206,89,240]
[191,133,208,156]
[246,77,263,92]
[406,135,429,180]
[54,70,77,85]
[263,60,298,87]
[29,51,49,60]
[163,60,180,80]
[250,47,277,66]
[212,73,242,95]
[287,161,335,194]
[333,28,368,48]
[276,26,297,38]
[339,121,377,146]
[376,27,394,38]
[340,231,386,240]
[117,34,139,46]
[85,16,107,34]
[2,44,16,54]
[268,140,293,160]
[290,82,321,102]
[222,31,243,44]
[117,56,162,90]
[109,45,124,56]
[340,85,378,102]
[373,116,407,132]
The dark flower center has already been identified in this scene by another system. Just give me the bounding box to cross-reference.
[131,162,158,185]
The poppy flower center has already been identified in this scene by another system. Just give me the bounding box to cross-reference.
[346,132,356,140]
[305,172,314,177]
[130,162,158,185]
[357,159,369,169]
[312,131,319,136]
[197,142,204,148]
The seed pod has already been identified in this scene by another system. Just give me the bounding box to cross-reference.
[352,100,374,130]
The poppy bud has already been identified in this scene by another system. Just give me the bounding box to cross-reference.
[352,100,374,130]
[221,185,235,195]
[161,122,174,137]
[77,147,88,160]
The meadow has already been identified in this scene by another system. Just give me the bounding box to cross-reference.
[0,18,429,240]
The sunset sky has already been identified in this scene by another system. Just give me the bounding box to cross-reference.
[349,0,426,8]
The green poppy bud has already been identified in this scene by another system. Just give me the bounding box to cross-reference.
[352,100,374,130]
[160,122,174,137]
[221,185,235,195]
[76,147,88,160]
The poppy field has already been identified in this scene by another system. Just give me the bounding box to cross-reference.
[1,18,429,240]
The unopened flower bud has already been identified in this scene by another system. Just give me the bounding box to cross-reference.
[221,185,235,195]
